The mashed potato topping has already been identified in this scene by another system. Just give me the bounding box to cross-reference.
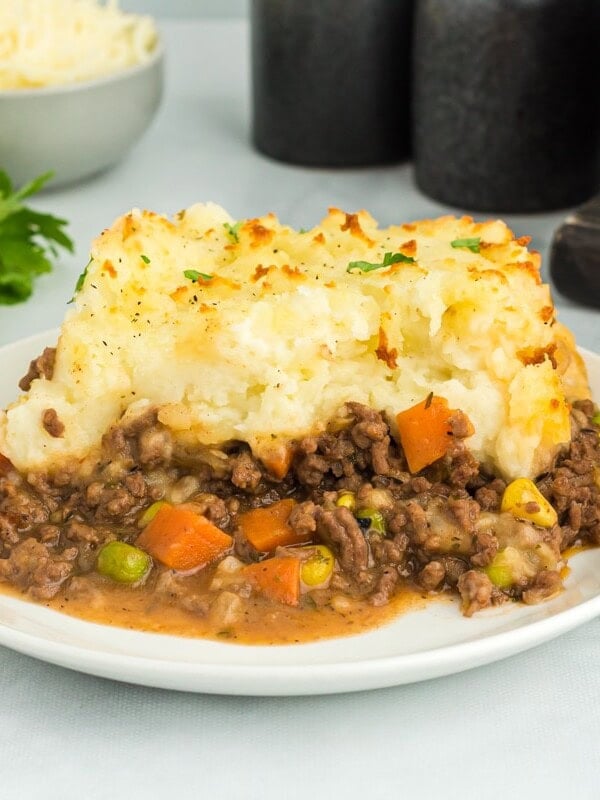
[0,204,589,479]
[0,0,157,89]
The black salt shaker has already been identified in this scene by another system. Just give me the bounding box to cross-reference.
[412,0,600,212]
[251,0,414,167]
[550,196,600,308]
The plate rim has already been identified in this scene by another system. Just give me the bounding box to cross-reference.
[1,582,600,695]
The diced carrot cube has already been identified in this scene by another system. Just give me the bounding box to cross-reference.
[261,443,296,480]
[243,557,301,606]
[136,503,232,572]
[396,395,472,473]
[237,498,311,553]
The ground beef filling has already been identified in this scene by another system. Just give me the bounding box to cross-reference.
[0,401,599,616]
[18,347,56,392]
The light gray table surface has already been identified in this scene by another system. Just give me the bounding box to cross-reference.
[1,20,600,800]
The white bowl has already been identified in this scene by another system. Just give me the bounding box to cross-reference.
[0,44,164,187]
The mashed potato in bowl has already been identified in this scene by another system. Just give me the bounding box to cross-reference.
[0,205,597,638]
[0,0,158,89]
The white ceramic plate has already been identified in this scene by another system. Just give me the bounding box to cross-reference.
[1,330,599,695]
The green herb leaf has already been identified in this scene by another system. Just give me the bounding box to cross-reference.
[184,269,213,282]
[223,221,242,242]
[299,227,309,234]
[0,169,73,305]
[383,252,415,266]
[67,257,93,303]
[14,171,54,201]
[347,251,415,273]
[20,210,74,252]
[75,260,91,292]
[592,411,600,427]
[0,266,33,305]
[0,172,12,198]
[450,237,481,254]
[346,260,381,273]
[140,254,151,264]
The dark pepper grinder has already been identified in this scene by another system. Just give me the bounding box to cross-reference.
[549,196,600,308]
[412,0,600,212]
[251,0,414,167]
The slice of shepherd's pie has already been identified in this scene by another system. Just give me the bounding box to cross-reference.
[0,205,597,640]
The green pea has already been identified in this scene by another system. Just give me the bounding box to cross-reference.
[485,552,516,589]
[137,500,168,528]
[355,507,386,535]
[484,546,535,589]
[97,541,152,584]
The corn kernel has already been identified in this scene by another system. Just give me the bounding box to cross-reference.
[336,491,356,510]
[500,478,557,528]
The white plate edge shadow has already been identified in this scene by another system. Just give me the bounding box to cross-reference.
[0,330,599,696]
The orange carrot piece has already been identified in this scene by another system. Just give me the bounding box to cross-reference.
[136,503,232,572]
[243,557,301,606]
[238,498,310,553]
[396,395,468,473]
[261,443,296,480]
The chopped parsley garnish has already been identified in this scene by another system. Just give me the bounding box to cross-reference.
[450,237,481,253]
[223,221,242,242]
[140,254,151,264]
[0,170,73,305]
[347,251,415,273]
[184,269,213,282]
[299,227,309,234]
[68,257,93,302]
[592,411,600,427]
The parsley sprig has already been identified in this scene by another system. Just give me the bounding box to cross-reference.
[347,251,415,274]
[0,170,73,305]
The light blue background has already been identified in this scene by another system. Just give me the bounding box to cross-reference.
[121,0,247,17]
[2,13,600,800]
